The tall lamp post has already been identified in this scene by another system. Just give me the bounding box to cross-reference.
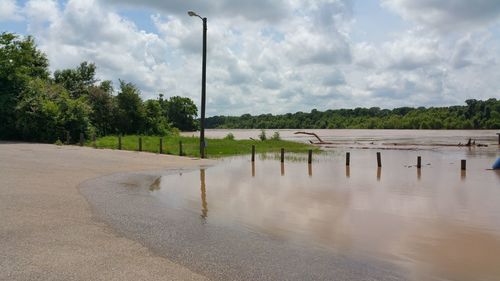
[188,11,207,159]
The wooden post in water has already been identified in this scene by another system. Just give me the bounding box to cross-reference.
[138,137,142,151]
[417,156,421,169]
[376,152,382,168]
[92,134,96,148]
[497,133,500,145]
[200,169,207,218]
[118,135,122,150]
[461,159,466,171]
[346,152,350,166]
[179,141,183,156]
[251,145,255,162]
[79,133,84,146]
[280,148,285,163]
[159,137,163,154]
[308,150,312,164]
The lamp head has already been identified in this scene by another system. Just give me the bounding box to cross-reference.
[188,11,198,17]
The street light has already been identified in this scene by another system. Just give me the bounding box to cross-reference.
[188,10,207,159]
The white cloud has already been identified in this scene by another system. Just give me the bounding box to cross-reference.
[148,0,355,115]
[24,0,175,97]
[0,0,22,21]
[383,30,441,70]
[105,0,292,22]
[24,0,59,24]
[381,0,500,32]
[352,32,500,107]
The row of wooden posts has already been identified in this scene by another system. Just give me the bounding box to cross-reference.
[250,144,469,171]
[80,134,470,171]
[80,133,500,147]
[79,134,186,156]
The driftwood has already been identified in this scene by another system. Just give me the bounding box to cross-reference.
[383,142,488,147]
[295,131,489,147]
[460,138,488,147]
[294,131,334,144]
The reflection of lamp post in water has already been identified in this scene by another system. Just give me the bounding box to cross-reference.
[200,169,208,219]
[188,10,207,159]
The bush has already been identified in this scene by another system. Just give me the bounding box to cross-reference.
[15,79,92,143]
[258,129,267,141]
[223,133,235,140]
[271,131,281,141]
[169,127,181,136]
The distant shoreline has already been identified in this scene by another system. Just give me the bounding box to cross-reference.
[204,99,500,130]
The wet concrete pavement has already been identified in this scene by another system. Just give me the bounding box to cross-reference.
[0,142,213,281]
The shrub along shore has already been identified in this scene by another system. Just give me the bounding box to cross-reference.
[85,135,318,158]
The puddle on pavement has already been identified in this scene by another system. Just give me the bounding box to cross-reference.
[150,149,500,281]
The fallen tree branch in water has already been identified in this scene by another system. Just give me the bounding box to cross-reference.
[459,138,488,147]
[382,142,488,147]
[295,132,489,147]
[294,131,334,144]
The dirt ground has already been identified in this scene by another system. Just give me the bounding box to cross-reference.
[0,142,214,281]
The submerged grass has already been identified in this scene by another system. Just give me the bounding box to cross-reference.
[86,135,319,158]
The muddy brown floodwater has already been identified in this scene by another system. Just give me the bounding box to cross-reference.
[81,145,500,281]
[182,129,499,146]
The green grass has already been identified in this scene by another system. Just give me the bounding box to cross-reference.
[86,135,319,158]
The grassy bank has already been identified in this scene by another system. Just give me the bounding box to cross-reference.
[86,135,319,158]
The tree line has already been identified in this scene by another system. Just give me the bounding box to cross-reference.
[206,99,500,129]
[0,32,198,143]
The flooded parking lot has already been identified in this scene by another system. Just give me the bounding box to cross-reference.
[81,144,500,280]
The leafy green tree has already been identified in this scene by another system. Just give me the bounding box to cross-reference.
[0,32,49,139]
[115,80,146,134]
[15,78,92,142]
[144,99,171,135]
[86,81,116,136]
[54,61,97,99]
[56,93,94,142]
[15,79,59,141]
[163,96,198,131]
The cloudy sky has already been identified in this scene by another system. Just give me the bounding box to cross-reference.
[1,0,500,116]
